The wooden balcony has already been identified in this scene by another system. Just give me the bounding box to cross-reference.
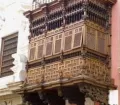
[26,20,113,90]
[29,20,110,63]
[23,0,116,93]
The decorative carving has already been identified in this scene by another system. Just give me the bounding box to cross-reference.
[79,84,108,104]
[27,57,112,86]
[61,0,67,28]
[24,0,115,104]
[29,25,83,61]
[82,1,88,20]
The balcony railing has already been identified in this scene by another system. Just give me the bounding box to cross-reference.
[29,20,109,62]
[27,56,112,87]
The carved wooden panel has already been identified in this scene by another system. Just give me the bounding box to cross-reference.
[37,39,44,59]
[54,34,62,54]
[87,27,96,50]
[97,32,105,54]
[64,31,72,51]
[1,33,18,77]
[28,25,84,62]
[73,28,82,48]
[27,57,111,85]
[46,37,53,56]
[29,43,36,61]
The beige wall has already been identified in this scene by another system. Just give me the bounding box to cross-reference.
[0,94,22,105]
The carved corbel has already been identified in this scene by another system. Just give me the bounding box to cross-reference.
[105,4,112,30]
[38,91,49,104]
[41,57,46,69]
[78,84,108,105]
[21,93,32,105]
[44,4,49,36]
[81,47,87,58]
[58,87,63,97]
[82,1,88,20]
[61,0,67,28]
[60,50,64,63]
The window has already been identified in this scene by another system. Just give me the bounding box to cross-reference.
[0,32,18,77]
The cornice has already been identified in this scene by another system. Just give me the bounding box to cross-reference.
[0,81,24,97]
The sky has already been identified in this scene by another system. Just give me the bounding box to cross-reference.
[0,0,32,7]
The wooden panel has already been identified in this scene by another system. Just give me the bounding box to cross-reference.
[54,34,62,54]
[29,48,35,61]
[1,33,18,77]
[29,43,36,61]
[97,32,105,53]
[37,40,44,59]
[64,31,72,51]
[37,45,43,58]
[73,28,82,48]
[87,27,96,50]
[27,57,111,86]
[46,37,53,56]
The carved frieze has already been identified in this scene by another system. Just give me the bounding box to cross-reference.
[27,57,112,86]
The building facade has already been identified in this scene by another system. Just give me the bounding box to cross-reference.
[0,0,117,105]
[17,0,116,105]
[0,1,31,105]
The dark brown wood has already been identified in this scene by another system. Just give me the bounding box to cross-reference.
[22,0,116,105]
[0,32,18,77]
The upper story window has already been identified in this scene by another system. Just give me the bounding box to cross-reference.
[0,32,18,77]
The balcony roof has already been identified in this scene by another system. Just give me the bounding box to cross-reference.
[24,0,116,18]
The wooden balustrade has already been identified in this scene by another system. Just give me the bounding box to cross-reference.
[29,21,109,62]
[27,56,112,86]
[24,0,115,92]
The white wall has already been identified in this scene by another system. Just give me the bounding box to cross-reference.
[0,0,31,91]
[109,90,118,105]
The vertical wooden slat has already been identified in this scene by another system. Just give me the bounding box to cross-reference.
[97,32,105,54]
[73,27,82,48]
[54,34,62,54]
[1,33,18,77]
[46,36,53,56]
[29,42,36,61]
[64,31,72,51]
[37,39,44,59]
[87,27,96,50]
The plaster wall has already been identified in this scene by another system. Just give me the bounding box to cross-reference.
[110,0,120,104]
[0,94,22,105]
[0,0,31,102]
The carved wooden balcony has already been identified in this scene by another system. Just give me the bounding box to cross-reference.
[29,20,110,61]
[26,20,114,89]
[27,56,112,86]
[24,0,115,91]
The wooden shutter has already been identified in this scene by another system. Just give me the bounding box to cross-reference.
[29,43,36,61]
[73,28,82,48]
[87,27,96,50]
[64,31,72,51]
[37,39,44,59]
[46,37,53,56]
[54,34,62,54]
[97,32,105,53]
[1,33,18,77]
